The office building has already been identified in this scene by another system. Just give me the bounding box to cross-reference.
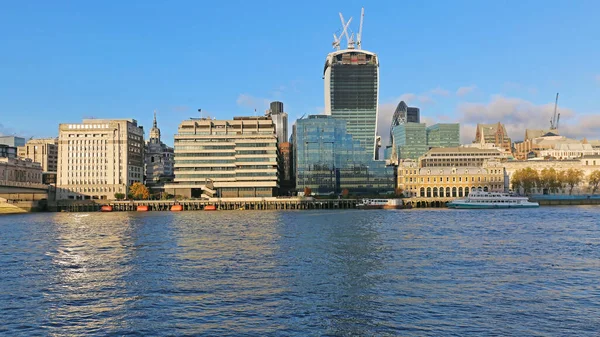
[278,142,294,194]
[426,123,460,149]
[266,101,288,145]
[170,116,279,198]
[145,112,174,186]
[407,107,420,123]
[324,45,379,158]
[397,159,506,198]
[391,123,428,160]
[18,138,58,173]
[293,115,395,195]
[475,122,512,154]
[0,145,17,159]
[0,136,26,148]
[0,157,42,184]
[57,119,145,200]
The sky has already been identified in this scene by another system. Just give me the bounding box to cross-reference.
[1,0,599,145]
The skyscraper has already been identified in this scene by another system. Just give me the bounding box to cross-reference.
[267,101,288,145]
[270,101,284,115]
[324,9,379,158]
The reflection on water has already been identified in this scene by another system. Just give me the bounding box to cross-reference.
[1,207,600,336]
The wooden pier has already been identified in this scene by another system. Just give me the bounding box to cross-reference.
[54,198,359,212]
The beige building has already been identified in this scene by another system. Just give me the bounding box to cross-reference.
[398,159,506,198]
[18,138,58,172]
[419,147,504,168]
[474,122,512,154]
[0,157,43,184]
[57,119,144,200]
[167,116,279,198]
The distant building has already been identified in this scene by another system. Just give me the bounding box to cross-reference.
[266,101,288,145]
[0,157,42,184]
[419,147,504,168]
[407,107,420,123]
[57,119,145,200]
[0,145,17,159]
[0,136,25,148]
[293,115,395,195]
[391,123,428,160]
[397,159,506,198]
[145,112,174,187]
[169,116,279,198]
[474,122,512,154]
[18,138,58,173]
[426,123,460,149]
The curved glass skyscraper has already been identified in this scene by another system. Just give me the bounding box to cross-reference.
[324,50,379,158]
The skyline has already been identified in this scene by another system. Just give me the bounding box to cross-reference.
[1,1,600,145]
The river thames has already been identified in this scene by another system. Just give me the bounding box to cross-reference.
[1,207,599,336]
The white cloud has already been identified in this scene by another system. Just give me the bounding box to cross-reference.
[236,94,270,110]
[430,87,450,97]
[456,95,598,143]
[456,85,477,97]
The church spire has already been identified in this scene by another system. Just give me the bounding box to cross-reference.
[153,110,157,128]
[150,110,161,142]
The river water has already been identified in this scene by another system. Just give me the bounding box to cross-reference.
[1,207,599,336]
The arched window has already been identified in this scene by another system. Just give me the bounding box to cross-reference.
[446,187,451,197]
[439,187,444,197]
[433,187,438,197]
[427,187,432,198]
[452,187,457,197]
[484,186,489,192]
[458,187,463,197]
[465,187,470,196]
[420,187,425,197]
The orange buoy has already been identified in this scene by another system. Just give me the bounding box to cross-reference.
[204,205,216,211]
[171,204,183,212]
[100,205,113,212]
[137,205,149,212]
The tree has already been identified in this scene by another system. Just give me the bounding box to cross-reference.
[512,167,539,195]
[341,188,349,198]
[114,192,125,200]
[160,191,172,200]
[539,168,558,194]
[303,187,312,196]
[564,168,584,195]
[587,170,600,195]
[394,187,404,197]
[129,182,150,200]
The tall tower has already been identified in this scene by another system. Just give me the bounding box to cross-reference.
[149,110,161,143]
[324,8,379,158]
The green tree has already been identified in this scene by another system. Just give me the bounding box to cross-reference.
[114,192,125,200]
[511,167,539,195]
[587,170,600,195]
[539,168,559,194]
[129,182,150,200]
[564,168,584,195]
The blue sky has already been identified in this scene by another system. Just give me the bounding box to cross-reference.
[1,0,599,144]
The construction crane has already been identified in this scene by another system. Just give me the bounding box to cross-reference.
[550,93,560,130]
[332,18,351,50]
[356,7,364,50]
[339,13,354,49]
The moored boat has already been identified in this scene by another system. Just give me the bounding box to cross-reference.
[447,189,539,209]
[171,204,183,212]
[356,198,411,209]
[137,205,149,212]
[100,205,113,212]
[204,205,217,211]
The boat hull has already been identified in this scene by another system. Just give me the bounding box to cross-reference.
[447,203,539,209]
[170,204,183,212]
[357,205,412,210]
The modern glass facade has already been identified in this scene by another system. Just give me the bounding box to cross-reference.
[324,50,379,158]
[293,115,395,195]
[426,123,460,149]
[391,123,428,160]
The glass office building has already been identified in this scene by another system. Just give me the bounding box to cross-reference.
[324,50,379,158]
[293,115,395,195]
[426,123,460,149]
[391,123,428,160]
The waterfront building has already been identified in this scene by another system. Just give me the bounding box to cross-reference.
[513,133,598,160]
[390,123,428,160]
[170,116,279,198]
[0,157,43,184]
[293,115,395,195]
[426,123,460,149]
[419,147,504,168]
[324,46,379,158]
[0,145,17,159]
[474,123,512,154]
[397,159,506,198]
[0,136,26,147]
[278,142,294,194]
[266,101,288,145]
[17,138,58,173]
[56,119,145,200]
[145,112,174,187]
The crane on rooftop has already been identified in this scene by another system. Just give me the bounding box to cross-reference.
[550,93,560,131]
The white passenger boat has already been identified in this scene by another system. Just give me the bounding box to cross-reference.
[356,198,412,209]
[447,190,539,209]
